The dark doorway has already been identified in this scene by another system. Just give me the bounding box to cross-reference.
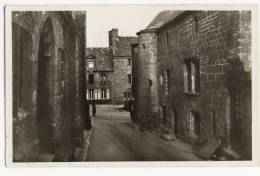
[37,18,55,153]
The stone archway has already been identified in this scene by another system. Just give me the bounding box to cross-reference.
[37,18,55,153]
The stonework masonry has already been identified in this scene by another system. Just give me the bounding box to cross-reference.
[12,11,89,161]
[134,30,159,128]
[133,11,252,160]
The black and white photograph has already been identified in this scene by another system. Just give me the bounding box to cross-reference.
[4,4,259,166]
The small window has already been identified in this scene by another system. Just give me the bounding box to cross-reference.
[101,74,107,84]
[101,89,107,99]
[89,74,94,84]
[148,79,152,87]
[88,61,94,69]
[128,59,132,66]
[184,59,200,93]
[160,74,163,85]
[189,111,200,136]
[89,89,94,99]
[128,74,132,84]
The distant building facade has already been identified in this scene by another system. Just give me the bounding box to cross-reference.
[85,48,113,103]
[12,11,89,161]
[133,11,252,160]
[85,29,137,104]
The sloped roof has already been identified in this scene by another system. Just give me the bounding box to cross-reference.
[146,11,183,30]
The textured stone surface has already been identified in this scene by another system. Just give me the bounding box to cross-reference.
[133,11,252,160]
[12,11,88,161]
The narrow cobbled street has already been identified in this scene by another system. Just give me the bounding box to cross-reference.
[86,104,200,161]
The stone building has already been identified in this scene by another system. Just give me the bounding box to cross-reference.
[12,11,90,161]
[85,29,137,104]
[133,11,251,160]
[85,48,113,103]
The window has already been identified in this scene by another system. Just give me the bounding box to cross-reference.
[165,70,170,95]
[101,89,107,99]
[148,79,152,87]
[88,61,94,69]
[128,59,132,66]
[88,74,94,84]
[101,74,107,84]
[128,74,132,84]
[89,89,94,99]
[184,59,199,93]
[160,74,163,85]
[189,111,200,136]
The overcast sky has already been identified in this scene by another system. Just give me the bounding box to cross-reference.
[86,5,172,47]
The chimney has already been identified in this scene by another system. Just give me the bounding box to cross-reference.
[108,28,118,48]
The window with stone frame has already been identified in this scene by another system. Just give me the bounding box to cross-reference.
[128,59,132,66]
[100,74,107,84]
[160,74,163,85]
[88,61,94,69]
[183,58,200,93]
[189,111,200,137]
[101,89,107,99]
[128,74,132,84]
[89,74,94,84]
[89,89,94,99]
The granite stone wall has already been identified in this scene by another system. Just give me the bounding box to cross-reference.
[133,11,251,159]
[12,11,88,161]
[156,11,251,159]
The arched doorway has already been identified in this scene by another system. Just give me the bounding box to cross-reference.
[170,108,178,135]
[37,18,55,153]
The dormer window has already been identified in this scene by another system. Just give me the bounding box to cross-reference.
[88,61,94,69]
[86,55,95,69]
